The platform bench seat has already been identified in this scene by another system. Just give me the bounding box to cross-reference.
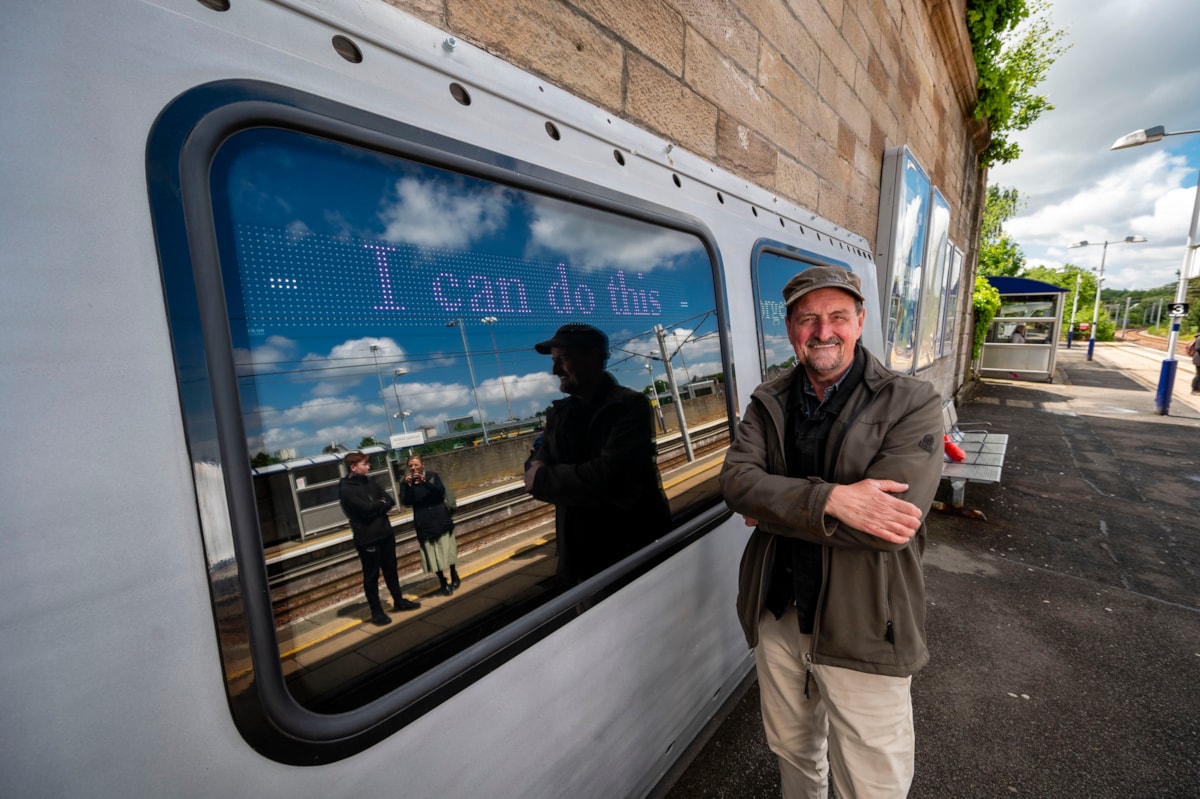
[939,402,1009,514]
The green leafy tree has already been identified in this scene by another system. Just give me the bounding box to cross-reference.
[359,435,383,448]
[978,185,1026,277]
[1021,264,1123,341]
[967,0,1071,167]
[971,275,1002,363]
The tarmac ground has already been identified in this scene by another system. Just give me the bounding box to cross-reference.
[657,342,1200,798]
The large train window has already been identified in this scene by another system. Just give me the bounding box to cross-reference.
[148,82,731,761]
[752,248,852,380]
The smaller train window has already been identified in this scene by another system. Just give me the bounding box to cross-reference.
[752,248,853,381]
[148,81,732,760]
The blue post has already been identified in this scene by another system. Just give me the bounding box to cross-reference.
[1086,336,1096,361]
[1156,359,1178,415]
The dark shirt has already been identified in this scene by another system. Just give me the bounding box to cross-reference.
[764,346,866,633]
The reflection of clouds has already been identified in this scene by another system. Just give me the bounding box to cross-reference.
[250,395,367,437]
[526,196,697,272]
[234,334,297,376]
[378,176,511,249]
[291,336,410,388]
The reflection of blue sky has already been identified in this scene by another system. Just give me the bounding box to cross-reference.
[214,129,721,457]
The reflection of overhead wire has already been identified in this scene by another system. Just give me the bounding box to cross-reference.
[609,309,718,363]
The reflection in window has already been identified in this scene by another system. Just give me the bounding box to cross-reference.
[884,154,930,373]
[939,246,963,356]
[208,128,728,712]
[997,295,1057,318]
[915,190,949,371]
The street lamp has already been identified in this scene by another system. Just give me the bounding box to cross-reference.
[391,368,410,433]
[1112,125,1200,414]
[1068,236,1146,361]
[369,343,395,444]
[480,315,514,421]
[446,319,489,444]
[1066,270,1082,348]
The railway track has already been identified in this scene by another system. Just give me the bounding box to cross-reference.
[268,420,732,628]
[1120,327,1193,356]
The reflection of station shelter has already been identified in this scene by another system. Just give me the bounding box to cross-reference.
[980,276,1068,383]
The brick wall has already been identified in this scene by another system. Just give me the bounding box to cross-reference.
[383,0,987,265]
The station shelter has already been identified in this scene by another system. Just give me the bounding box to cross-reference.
[979,276,1068,383]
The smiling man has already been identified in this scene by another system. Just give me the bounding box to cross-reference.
[720,266,943,798]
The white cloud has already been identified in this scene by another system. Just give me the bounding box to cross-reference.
[378,176,511,248]
[987,0,1200,291]
[525,195,700,272]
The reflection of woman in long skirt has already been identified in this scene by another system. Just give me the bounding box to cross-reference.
[399,454,460,595]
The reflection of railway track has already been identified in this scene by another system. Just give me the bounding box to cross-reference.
[269,419,731,627]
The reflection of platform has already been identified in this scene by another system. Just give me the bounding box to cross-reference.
[258,444,730,705]
[282,532,560,707]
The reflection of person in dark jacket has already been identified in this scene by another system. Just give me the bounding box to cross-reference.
[338,451,421,626]
[720,266,943,798]
[400,454,460,596]
[524,323,672,584]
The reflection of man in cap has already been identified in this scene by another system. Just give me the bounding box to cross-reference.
[524,323,672,584]
[720,265,943,798]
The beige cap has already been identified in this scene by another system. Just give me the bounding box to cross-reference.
[782,265,865,308]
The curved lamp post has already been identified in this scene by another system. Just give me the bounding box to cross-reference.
[446,319,489,444]
[1068,236,1146,361]
[1112,125,1200,414]
[480,315,513,421]
[391,368,410,433]
[369,343,395,445]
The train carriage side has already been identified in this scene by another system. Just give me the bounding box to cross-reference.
[0,1,882,796]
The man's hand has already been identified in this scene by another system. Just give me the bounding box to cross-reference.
[524,460,543,492]
[826,479,922,544]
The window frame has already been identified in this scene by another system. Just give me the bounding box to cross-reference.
[146,79,734,762]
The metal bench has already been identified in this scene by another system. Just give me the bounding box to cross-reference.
[937,402,1009,519]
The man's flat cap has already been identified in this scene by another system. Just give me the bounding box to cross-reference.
[534,323,610,354]
[782,265,865,307]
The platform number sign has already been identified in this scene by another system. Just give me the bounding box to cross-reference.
[1167,302,1189,318]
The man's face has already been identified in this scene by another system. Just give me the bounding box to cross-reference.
[785,287,865,384]
[550,346,603,395]
[349,459,371,476]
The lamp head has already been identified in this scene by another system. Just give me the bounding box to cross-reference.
[1110,125,1165,150]
[1125,236,1147,243]
[1069,240,1088,248]
[394,367,409,377]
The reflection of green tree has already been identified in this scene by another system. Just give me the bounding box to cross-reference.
[251,451,282,468]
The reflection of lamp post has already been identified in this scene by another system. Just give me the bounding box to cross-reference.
[1112,125,1200,415]
[1068,237,1146,361]
[391,367,409,434]
[645,359,666,434]
[446,319,489,444]
[480,315,513,421]
[369,344,395,444]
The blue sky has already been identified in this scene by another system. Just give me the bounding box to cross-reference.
[216,129,724,458]
[988,0,1200,290]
